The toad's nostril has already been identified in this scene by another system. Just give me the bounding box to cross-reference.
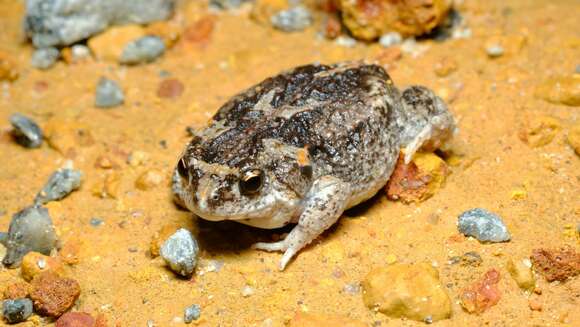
[177,157,188,178]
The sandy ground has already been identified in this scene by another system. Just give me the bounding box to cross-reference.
[0,0,579,326]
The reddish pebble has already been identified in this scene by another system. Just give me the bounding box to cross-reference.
[460,269,502,314]
[530,246,580,282]
[30,271,81,317]
[157,78,184,99]
[323,16,342,39]
[56,312,95,327]
[183,16,216,45]
[34,80,49,92]
[528,299,542,311]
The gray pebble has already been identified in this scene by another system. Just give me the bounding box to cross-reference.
[95,77,124,108]
[334,36,357,48]
[486,45,504,58]
[379,32,402,48]
[271,6,312,32]
[343,282,361,295]
[35,168,82,205]
[120,36,166,65]
[9,113,43,148]
[90,217,104,227]
[2,299,33,324]
[30,47,60,69]
[184,304,201,323]
[209,0,249,10]
[161,228,199,277]
[24,0,176,48]
[457,208,511,243]
[0,206,57,267]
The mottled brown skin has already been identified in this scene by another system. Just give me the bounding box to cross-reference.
[173,62,455,269]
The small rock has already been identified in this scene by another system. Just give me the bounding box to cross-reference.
[71,45,91,61]
[507,258,535,292]
[120,36,165,65]
[271,6,313,32]
[56,312,95,327]
[21,252,65,282]
[150,225,180,258]
[518,115,561,147]
[288,312,366,327]
[182,16,216,45]
[9,113,43,148]
[530,247,580,282]
[386,152,448,204]
[535,75,580,106]
[210,0,250,10]
[135,169,164,190]
[127,150,149,166]
[362,263,452,322]
[31,48,60,69]
[89,218,104,227]
[460,269,501,314]
[460,251,483,267]
[183,304,201,323]
[457,208,511,243]
[1,206,58,267]
[334,35,357,48]
[3,282,31,300]
[379,32,402,47]
[95,77,124,108]
[241,285,254,297]
[567,124,580,156]
[157,78,184,99]
[343,282,361,295]
[0,51,19,82]
[160,229,199,277]
[339,0,452,40]
[24,0,175,48]
[485,44,504,58]
[30,271,81,318]
[35,168,83,205]
[2,298,33,324]
[322,15,342,39]
[528,299,542,311]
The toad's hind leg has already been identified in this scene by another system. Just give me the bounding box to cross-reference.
[253,176,350,270]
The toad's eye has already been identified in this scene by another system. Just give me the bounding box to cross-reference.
[239,169,264,195]
[177,157,189,178]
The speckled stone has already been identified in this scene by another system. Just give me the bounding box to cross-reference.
[457,208,511,243]
[160,229,199,277]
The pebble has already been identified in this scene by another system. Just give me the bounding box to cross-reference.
[362,263,452,322]
[9,113,43,148]
[35,168,83,204]
[71,45,91,61]
[160,229,199,277]
[30,271,81,318]
[485,44,504,58]
[270,6,313,32]
[135,169,164,190]
[0,51,19,82]
[457,208,511,243]
[334,35,357,48]
[31,47,60,69]
[21,251,65,281]
[460,269,501,314]
[518,115,561,147]
[24,0,175,48]
[379,32,403,47]
[2,298,33,324]
[0,206,58,267]
[55,312,96,327]
[210,0,249,10]
[530,247,580,282]
[184,304,201,323]
[241,285,255,297]
[120,36,165,65]
[386,152,448,204]
[157,78,184,99]
[95,77,124,108]
[89,218,104,227]
[507,258,535,292]
[535,75,580,106]
[343,282,361,295]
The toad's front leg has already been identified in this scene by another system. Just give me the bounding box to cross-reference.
[253,175,350,270]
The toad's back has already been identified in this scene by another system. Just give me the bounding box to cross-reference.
[186,63,404,202]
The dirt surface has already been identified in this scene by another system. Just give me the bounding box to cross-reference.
[1,0,579,326]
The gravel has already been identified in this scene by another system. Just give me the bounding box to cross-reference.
[34,168,82,205]
[457,208,511,243]
[24,0,176,48]
[30,47,60,69]
[2,299,33,324]
[271,6,312,32]
[486,45,504,58]
[379,32,403,47]
[184,304,201,323]
[9,113,43,148]
[0,206,58,267]
[160,228,199,277]
[90,217,104,227]
[120,36,166,65]
[95,77,124,108]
